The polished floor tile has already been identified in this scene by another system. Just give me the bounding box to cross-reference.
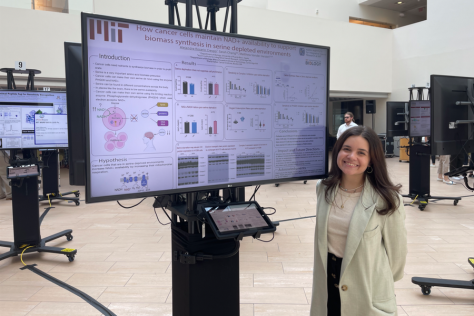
[0,161,473,314]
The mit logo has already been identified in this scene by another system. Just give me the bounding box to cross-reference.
[89,19,129,43]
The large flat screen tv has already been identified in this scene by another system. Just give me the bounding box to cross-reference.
[81,13,330,203]
[431,75,474,155]
[64,42,86,185]
[0,90,68,149]
[386,101,408,138]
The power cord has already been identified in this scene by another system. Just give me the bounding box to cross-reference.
[249,185,260,201]
[153,196,173,225]
[262,207,276,215]
[256,231,275,243]
[116,198,147,209]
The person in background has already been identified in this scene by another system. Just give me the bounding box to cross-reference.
[311,126,407,316]
[0,151,12,200]
[336,112,358,139]
[437,155,455,185]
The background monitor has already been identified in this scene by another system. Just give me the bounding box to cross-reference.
[431,75,474,155]
[0,91,68,149]
[64,42,86,185]
[386,101,408,138]
[81,13,330,203]
[409,100,431,138]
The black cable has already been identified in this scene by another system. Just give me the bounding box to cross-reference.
[249,185,260,201]
[153,208,170,225]
[262,207,276,215]
[277,215,316,223]
[154,196,173,224]
[116,198,146,209]
[256,231,275,243]
[196,239,240,260]
[21,264,116,316]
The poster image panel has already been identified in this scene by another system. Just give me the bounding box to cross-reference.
[82,13,330,203]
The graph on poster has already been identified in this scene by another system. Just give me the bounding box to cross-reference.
[274,104,323,128]
[174,64,224,102]
[224,67,272,104]
[274,72,325,104]
[175,102,223,141]
[225,105,271,140]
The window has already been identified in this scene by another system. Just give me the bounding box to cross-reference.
[349,17,394,29]
[32,0,68,13]
[0,0,93,15]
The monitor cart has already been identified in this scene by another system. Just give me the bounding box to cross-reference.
[402,87,461,210]
[39,150,80,206]
[412,166,474,293]
[0,150,77,263]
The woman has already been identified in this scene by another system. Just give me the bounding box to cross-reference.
[311,126,407,316]
[437,155,455,185]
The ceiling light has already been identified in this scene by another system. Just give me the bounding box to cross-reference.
[396,1,404,4]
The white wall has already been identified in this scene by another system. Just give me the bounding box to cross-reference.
[0,1,393,95]
[391,0,474,102]
[241,0,425,27]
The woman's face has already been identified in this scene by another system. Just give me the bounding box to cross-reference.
[337,135,370,177]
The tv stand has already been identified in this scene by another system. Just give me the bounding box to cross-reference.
[0,150,77,263]
[39,150,80,206]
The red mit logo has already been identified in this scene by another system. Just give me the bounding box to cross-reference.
[89,19,129,43]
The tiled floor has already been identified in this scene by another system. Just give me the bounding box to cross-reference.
[1,158,474,315]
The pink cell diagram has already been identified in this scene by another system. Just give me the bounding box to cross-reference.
[102,107,129,152]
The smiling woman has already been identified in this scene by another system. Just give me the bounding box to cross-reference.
[311,125,407,316]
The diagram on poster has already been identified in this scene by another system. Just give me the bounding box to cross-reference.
[174,63,224,102]
[224,67,272,104]
[225,104,271,139]
[274,72,325,104]
[274,103,323,128]
[92,102,173,155]
[175,102,223,142]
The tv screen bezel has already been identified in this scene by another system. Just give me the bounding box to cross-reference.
[0,90,68,150]
[81,12,330,203]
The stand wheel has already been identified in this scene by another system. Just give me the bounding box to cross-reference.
[454,200,458,206]
[74,192,80,198]
[66,234,73,241]
[75,201,80,206]
[67,255,75,262]
[275,184,279,187]
[304,181,307,184]
[421,286,431,295]
[418,205,426,211]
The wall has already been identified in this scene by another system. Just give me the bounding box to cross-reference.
[391,0,474,102]
[241,0,425,27]
[0,1,393,95]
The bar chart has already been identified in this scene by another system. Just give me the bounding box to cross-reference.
[224,67,272,104]
[175,103,224,142]
[274,72,326,104]
[174,64,224,102]
[274,103,322,128]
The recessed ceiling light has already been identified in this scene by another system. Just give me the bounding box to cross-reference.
[396,1,404,4]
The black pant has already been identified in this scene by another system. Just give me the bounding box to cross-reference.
[327,253,343,316]
[431,155,436,164]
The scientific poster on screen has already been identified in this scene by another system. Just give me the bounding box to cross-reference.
[85,17,328,198]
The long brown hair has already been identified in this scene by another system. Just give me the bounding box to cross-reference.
[323,126,402,215]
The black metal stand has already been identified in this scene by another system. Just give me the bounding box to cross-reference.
[166,189,243,316]
[0,150,77,263]
[39,150,80,206]
[412,258,474,295]
[402,145,460,210]
[166,0,241,32]
[403,87,461,210]
[0,68,41,90]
